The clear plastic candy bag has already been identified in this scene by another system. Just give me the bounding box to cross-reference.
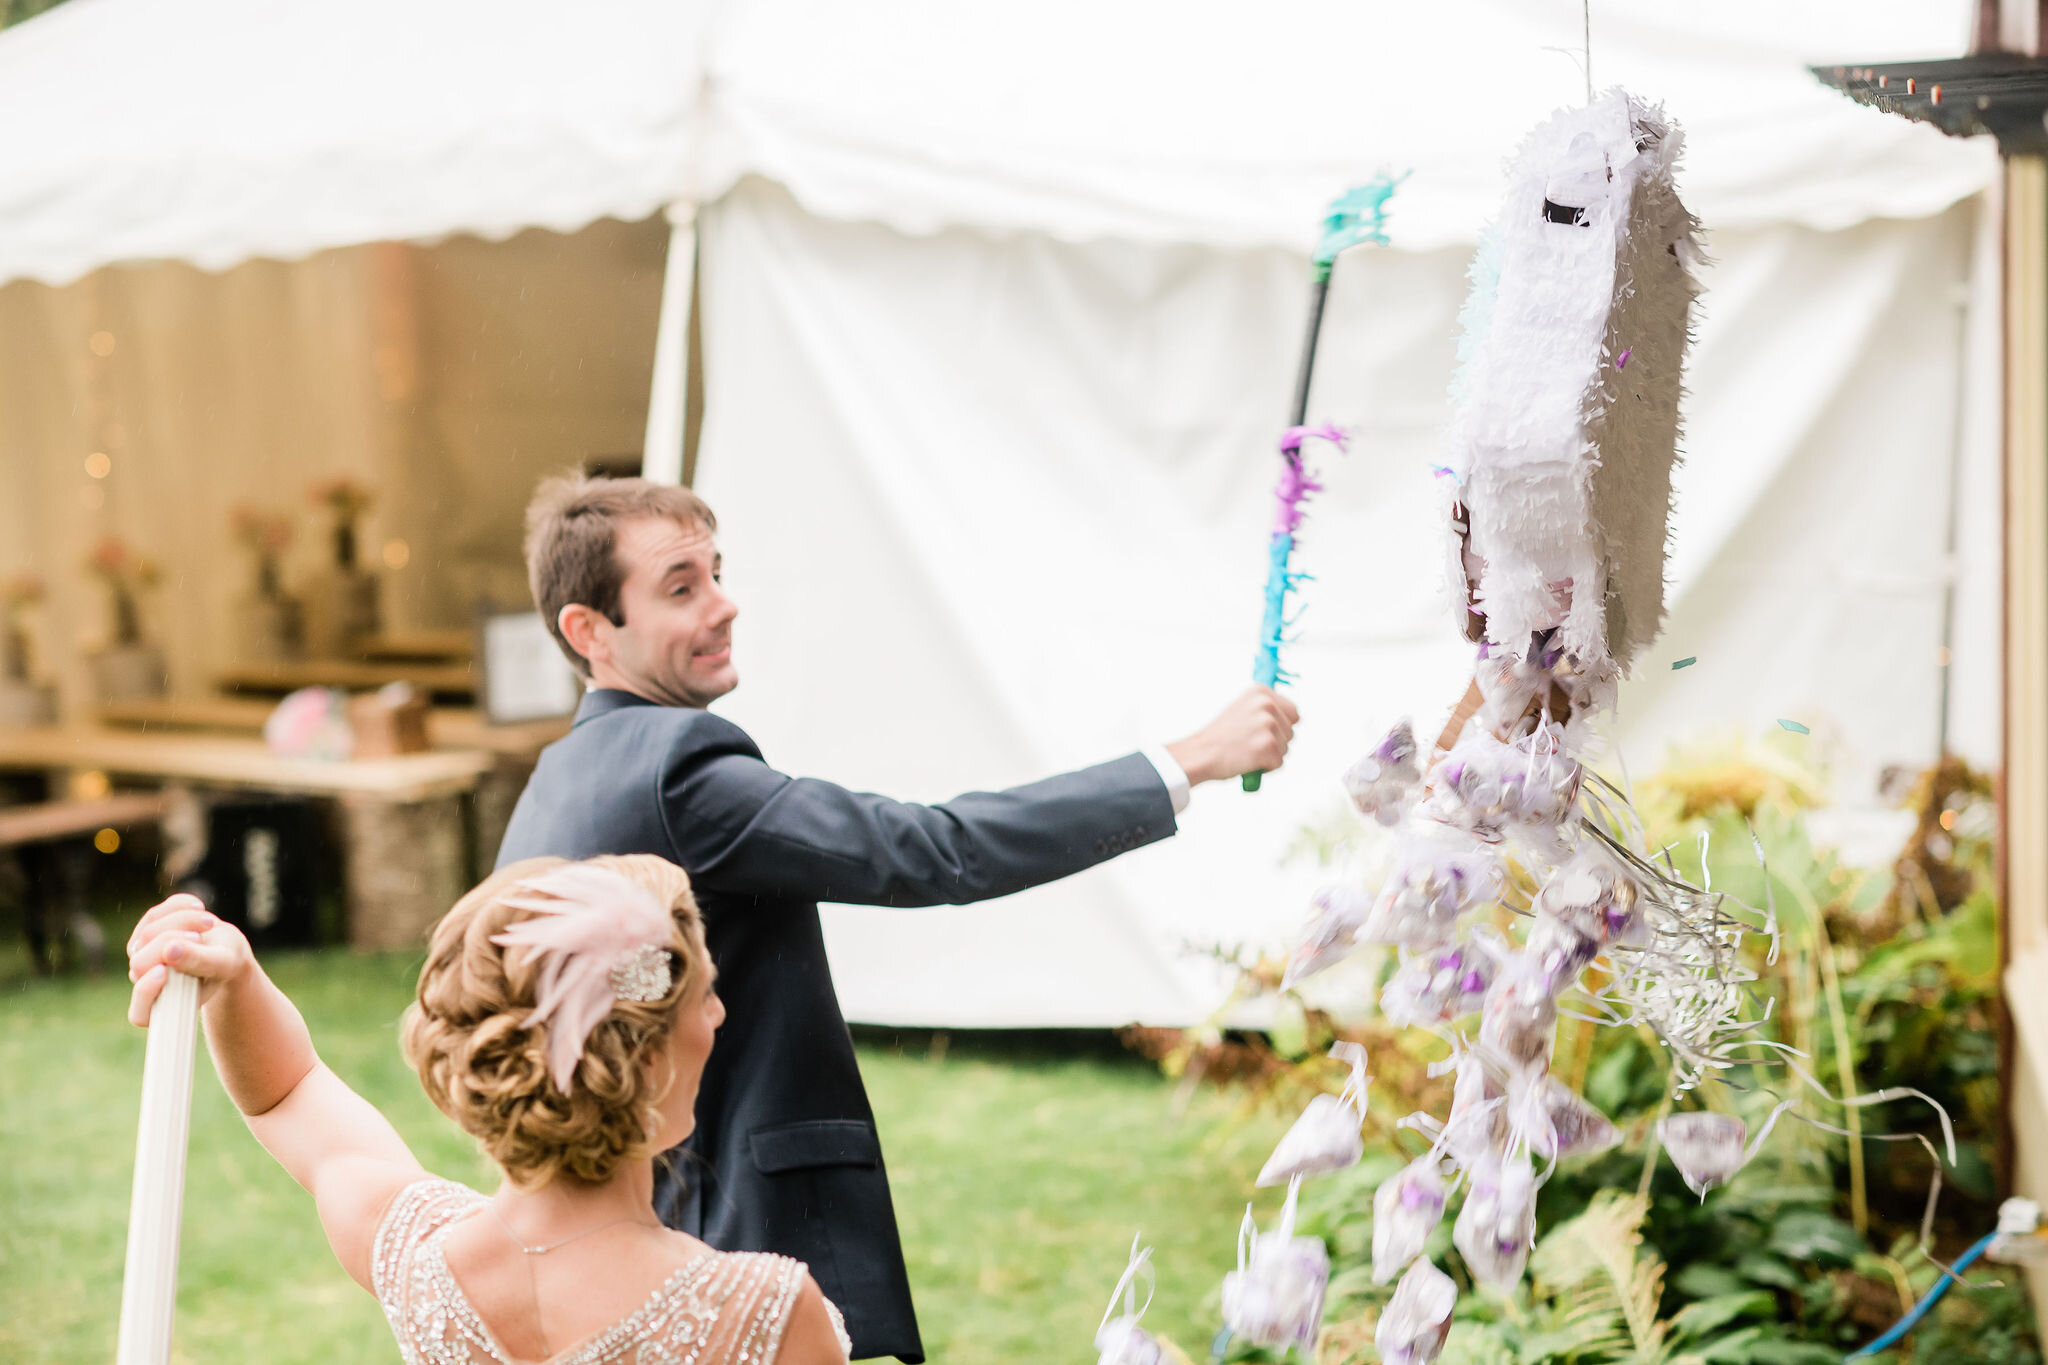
[1382,939,1498,1029]
[1220,1180,1329,1354]
[1360,825,1500,951]
[1282,884,1376,988]
[1439,1048,1507,1168]
[1452,1151,1537,1293]
[1372,1155,1449,1282]
[1424,725,1581,840]
[1375,1258,1458,1365]
[1531,847,1646,949]
[1257,1043,1370,1186]
[1094,1235,1164,1365]
[1343,720,1422,826]
[1524,910,1599,996]
[1658,1112,1748,1198]
[1478,954,1559,1074]
[1506,1073,1620,1161]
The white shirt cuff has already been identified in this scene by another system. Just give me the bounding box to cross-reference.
[1140,743,1192,815]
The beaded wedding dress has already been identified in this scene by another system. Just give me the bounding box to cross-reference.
[373,1180,851,1364]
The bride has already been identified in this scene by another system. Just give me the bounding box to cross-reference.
[124,853,850,1365]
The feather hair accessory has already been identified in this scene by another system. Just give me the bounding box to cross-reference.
[490,863,678,1093]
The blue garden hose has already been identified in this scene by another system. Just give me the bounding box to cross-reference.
[1844,1230,1998,1360]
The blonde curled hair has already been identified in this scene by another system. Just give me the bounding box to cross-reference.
[400,854,708,1187]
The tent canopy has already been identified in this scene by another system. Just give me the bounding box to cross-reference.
[0,0,2005,1027]
[0,0,1995,286]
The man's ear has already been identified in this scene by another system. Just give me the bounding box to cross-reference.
[557,603,606,672]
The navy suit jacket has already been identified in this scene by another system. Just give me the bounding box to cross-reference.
[494,689,1176,1361]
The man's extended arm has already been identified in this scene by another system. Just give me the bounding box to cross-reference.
[656,686,1296,906]
[658,718,1173,906]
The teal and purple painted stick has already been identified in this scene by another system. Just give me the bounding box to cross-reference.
[1243,175,1405,791]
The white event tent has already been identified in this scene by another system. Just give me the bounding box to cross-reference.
[0,0,2002,1025]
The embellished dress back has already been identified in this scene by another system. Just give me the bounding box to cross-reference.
[373,1179,848,1365]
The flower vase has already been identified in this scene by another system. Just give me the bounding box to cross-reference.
[236,561,305,664]
[306,520,381,657]
[0,624,57,724]
[90,641,169,703]
[337,569,380,651]
[90,584,169,702]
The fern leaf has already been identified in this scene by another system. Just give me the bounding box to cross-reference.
[1531,1190,1673,1364]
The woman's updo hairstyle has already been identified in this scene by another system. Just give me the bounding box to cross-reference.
[401,853,707,1187]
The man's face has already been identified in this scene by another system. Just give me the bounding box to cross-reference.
[595,515,738,708]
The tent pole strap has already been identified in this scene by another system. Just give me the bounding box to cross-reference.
[642,203,699,485]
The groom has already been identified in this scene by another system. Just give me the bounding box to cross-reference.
[495,473,1297,1361]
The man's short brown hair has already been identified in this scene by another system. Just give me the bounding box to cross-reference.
[523,473,717,676]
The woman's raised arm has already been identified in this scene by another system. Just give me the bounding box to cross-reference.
[126,895,425,1288]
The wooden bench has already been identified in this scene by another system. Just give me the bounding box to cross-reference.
[0,791,169,974]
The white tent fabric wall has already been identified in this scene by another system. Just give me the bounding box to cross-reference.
[693,179,1997,1028]
[0,0,2006,1028]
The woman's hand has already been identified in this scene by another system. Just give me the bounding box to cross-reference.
[126,893,254,1025]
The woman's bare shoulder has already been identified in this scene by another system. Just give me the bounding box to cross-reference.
[769,1268,851,1365]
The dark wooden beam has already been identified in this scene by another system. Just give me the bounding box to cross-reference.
[1813,55,2048,153]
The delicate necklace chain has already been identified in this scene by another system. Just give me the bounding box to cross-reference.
[485,1200,661,1256]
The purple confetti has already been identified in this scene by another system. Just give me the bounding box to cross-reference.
[1615,347,1632,369]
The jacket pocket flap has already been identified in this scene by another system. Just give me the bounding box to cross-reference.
[748,1119,882,1174]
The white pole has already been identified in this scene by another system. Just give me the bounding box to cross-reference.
[115,969,201,1365]
[641,201,699,486]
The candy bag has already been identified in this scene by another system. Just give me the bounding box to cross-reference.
[1452,1151,1537,1293]
[1375,1258,1457,1365]
[1382,939,1497,1029]
[1220,1180,1328,1353]
[1524,911,1599,996]
[1439,1048,1507,1168]
[1360,825,1499,951]
[1658,1112,1748,1198]
[1282,884,1375,988]
[1532,847,1646,949]
[1257,1043,1369,1186]
[1343,720,1422,826]
[1478,954,1558,1074]
[1505,1073,1619,1161]
[1094,1234,1164,1365]
[1425,725,1580,838]
[1372,1155,1449,1282]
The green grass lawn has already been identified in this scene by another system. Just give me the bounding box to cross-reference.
[0,946,1289,1364]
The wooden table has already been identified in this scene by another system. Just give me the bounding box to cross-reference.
[96,697,570,756]
[215,659,476,701]
[97,698,570,865]
[0,725,496,951]
[354,629,474,663]
[0,726,491,798]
